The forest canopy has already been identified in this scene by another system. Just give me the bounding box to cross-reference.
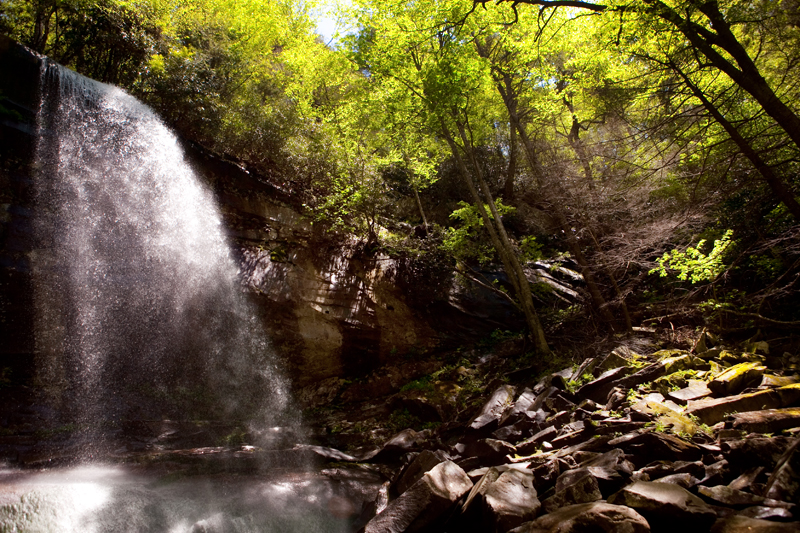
[3,0,799,347]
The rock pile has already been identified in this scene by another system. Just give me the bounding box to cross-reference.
[356,342,800,532]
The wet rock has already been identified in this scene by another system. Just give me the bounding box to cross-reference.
[361,460,473,533]
[483,469,541,531]
[541,467,603,512]
[468,385,517,435]
[730,408,800,434]
[392,449,450,496]
[709,362,767,396]
[508,502,650,533]
[607,480,718,530]
[710,515,800,532]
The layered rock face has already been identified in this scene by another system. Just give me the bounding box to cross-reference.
[0,36,524,389]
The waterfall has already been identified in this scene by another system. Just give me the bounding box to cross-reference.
[31,60,289,443]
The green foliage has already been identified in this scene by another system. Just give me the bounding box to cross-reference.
[442,200,516,263]
[400,376,434,393]
[520,236,544,263]
[566,372,594,394]
[651,230,735,284]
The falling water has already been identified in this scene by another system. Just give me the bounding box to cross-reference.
[31,60,290,442]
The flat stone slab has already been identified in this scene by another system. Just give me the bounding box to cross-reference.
[668,379,713,404]
[709,362,766,396]
[697,485,790,508]
[686,384,800,425]
[469,385,516,433]
[730,408,800,433]
[608,480,718,527]
[576,367,630,404]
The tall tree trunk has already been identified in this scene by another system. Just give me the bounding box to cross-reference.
[505,119,517,200]
[454,120,549,352]
[493,72,619,330]
[440,119,549,353]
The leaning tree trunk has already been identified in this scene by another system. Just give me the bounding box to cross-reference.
[440,119,549,353]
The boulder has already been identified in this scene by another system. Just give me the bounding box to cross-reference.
[667,380,713,405]
[360,460,473,533]
[611,362,669,393]
[722,437,793,471]
[761,375,800,388]
[457,438,516,467]
[492,419,536,443]
[764,437,800,504]
[576,367,629,403]
[708,362,767,396]
[607,480,718,530]
[697,485,789,508]
[483,470,541,531]
[469,385,517,434]
[728,467,765,491]
[661,354,707,374]
[392,449,450,496]
[541,467,603,513]
[686,388,783,425]
[500,388,537,426]
[529,457,568,492]
[460,467,502,521]
[516,426,557,456]
[371,429,431,462]
[608,430,703,467]
[730,408,800,434]
[508,502,650,533]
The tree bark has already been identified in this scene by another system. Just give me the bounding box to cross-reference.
[440,119,549,353]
